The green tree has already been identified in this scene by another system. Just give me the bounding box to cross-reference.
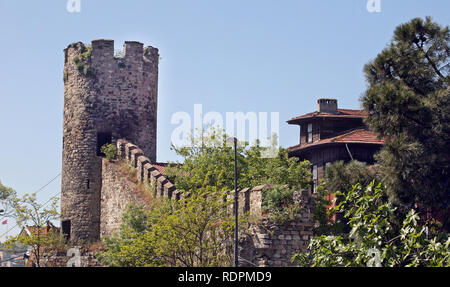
[3,193,61,267]
[361,17,450,228]
[313,161,380,235]
[0,181,16,218]
[98,190,239,267]
[294,182,449,267]
[96,203,161,267]
[166,130,311,196]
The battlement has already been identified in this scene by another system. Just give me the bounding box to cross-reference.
[91,39,114,59]
[65,39,158,64]
[124,41,143,59]
[114,139,313,219]
[116,139,179,200]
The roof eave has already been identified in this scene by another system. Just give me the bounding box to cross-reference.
[288,141,383,155]
[287,115,366,125]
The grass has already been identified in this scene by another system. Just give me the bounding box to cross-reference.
[72,45,94,77]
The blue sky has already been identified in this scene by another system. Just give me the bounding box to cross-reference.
[0,0,449,239]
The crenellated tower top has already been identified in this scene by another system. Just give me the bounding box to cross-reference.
[61,39,159,243]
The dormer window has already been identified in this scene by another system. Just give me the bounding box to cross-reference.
[307,123,313,143]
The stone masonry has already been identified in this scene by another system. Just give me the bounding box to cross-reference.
[61,40,159,243]
[238,189,314,267]
[99,140,315,267]
[100,139,179,239]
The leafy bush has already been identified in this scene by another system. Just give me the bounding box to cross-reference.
[312,160,379,236]
[72,45,93,77]
[101,144,118,161]
[262,186,301,223]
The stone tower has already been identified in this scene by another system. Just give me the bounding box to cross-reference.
[61,39,159,242]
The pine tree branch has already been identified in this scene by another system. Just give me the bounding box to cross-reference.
[414,42,446,81]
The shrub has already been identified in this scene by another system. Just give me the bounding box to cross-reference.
[72,45,94,77]
[293,182,450,267]
[262,185,301,223]
[101,144,118,161]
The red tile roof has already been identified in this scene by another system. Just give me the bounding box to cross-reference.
[288,128,384,153]
[22,225,58,237]
[287,109,368,124]
[152,162,168,175]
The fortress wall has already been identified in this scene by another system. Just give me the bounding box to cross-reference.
[104,140,314,266]
[239,189,315,267]
[100,139,177,238]
[100,159,151,239]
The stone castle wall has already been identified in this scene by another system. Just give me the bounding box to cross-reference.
[99,139,178,238]
[37,247,102,267]
[239,190,314,267]
[61,40,158,243]
[100,159,150,239]
[32,246,103,267]
[100,140,315,267]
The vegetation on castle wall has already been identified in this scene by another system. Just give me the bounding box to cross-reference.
[72,45,94,77]
[262,186,301,223]
[117,160,138,184]
[101,144,118,161]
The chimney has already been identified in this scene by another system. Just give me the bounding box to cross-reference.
[317,98,338,113]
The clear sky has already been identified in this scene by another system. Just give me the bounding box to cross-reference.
[0,0,449,240]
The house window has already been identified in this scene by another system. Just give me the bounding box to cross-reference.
[313,165,318,193]
[308,123,313,143]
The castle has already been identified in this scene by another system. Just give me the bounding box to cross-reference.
[61,39,158,242]
[60,39,314,266]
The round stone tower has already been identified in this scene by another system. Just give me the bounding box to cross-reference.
[61,39,159,243]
